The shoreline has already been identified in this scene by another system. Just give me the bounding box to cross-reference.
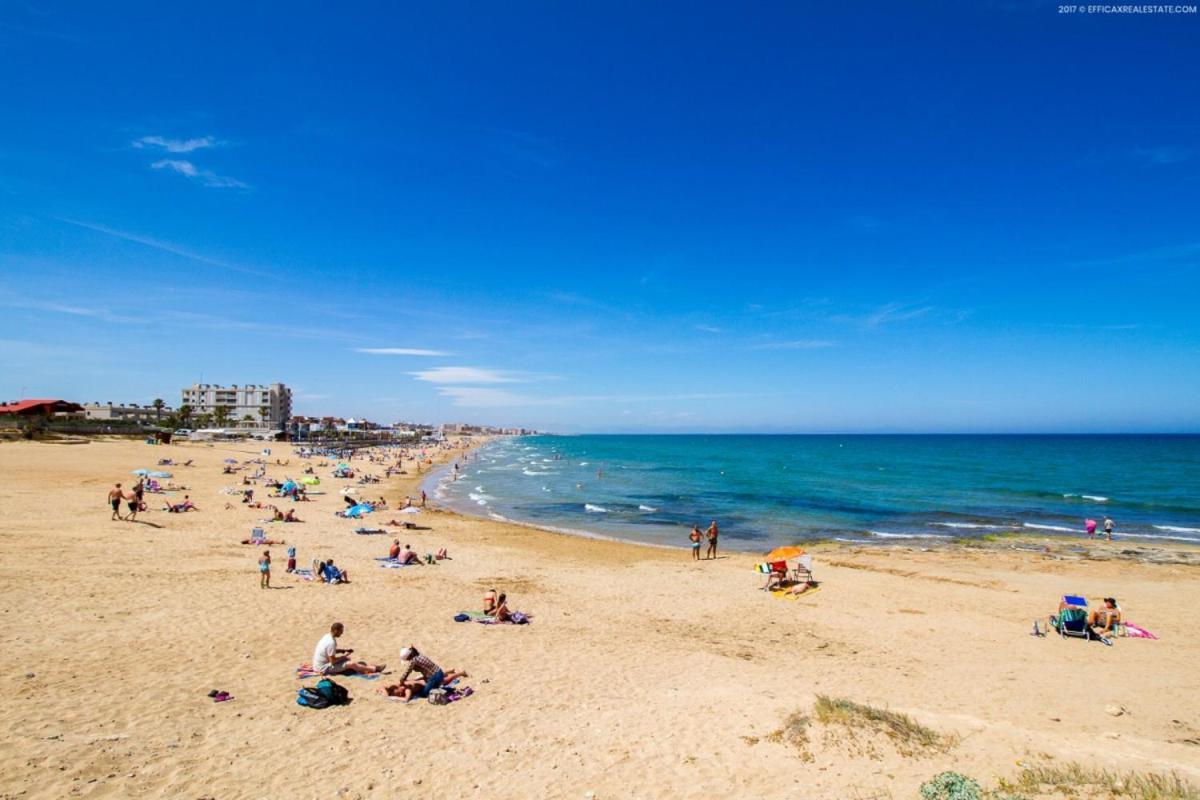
[415,441,1200,563]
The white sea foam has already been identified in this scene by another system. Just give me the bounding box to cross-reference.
[523,469,552,476]
[1023,523,1077,533]
[475,485,484,492]
[1063,493,1110,502]
[1116,531,1199,542]
[584,504,609,513]
[932,522,1005,530]
[638,504,658,512]
[488,512,509,522]
[1154,525,1200,534]
[869,531,952,539]
[579,462,589,466]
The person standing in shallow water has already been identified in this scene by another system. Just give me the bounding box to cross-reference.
[1103,516,1115,542]
[706,520,719,560]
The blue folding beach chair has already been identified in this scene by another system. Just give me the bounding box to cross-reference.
[1051,595,1091,640]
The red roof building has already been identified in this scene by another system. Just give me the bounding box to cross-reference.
[0,399,85,416]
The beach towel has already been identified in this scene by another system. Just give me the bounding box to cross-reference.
[293,569,315,581]
[455,610,530,625]
[354,528,386,535]
[378,560,413,569]
[1123,622,1159,639]
[770,585,822,601]
[296,664,380,680]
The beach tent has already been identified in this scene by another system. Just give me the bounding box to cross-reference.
[346,503,373,518]
[281,481,297,494]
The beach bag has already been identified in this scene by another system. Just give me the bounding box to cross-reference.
[296,686,330,709]
[427,688,449,705]
[316,678,350,705]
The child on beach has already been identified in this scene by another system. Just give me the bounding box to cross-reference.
[689,525,703,560]
[259,550,271,589]
[286,546,296,573]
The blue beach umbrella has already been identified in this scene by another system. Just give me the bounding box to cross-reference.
[281,481,297,493]
[131,469,150,476]
[347,503,373,517]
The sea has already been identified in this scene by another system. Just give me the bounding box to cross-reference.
[426,435,1200,551]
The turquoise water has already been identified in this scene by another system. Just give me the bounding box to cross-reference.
[429,435,1200,550]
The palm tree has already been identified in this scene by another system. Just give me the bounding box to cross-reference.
[242,414,255,428]
[152,398,165,421]
[259,406,270,429]
[178,404,192,426]
[213,406,230,428]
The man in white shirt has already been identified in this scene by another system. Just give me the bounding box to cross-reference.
[312,622,385,675]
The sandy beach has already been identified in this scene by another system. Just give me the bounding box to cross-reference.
[1,437,1198,800]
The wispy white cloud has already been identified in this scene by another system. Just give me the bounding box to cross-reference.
[752,339,836,350]
[436,387,550,407]
[410,366,526,384]
[133,135,218,153]
[151,159,247,189]
[55,218,267,277]
[355,347,450,357]
[833,302,934,329]
[694,324,723,334]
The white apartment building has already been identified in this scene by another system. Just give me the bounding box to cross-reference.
[180,383,292,430]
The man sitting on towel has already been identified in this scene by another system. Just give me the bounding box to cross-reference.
[398,544,423,566]
[312,622,384,676]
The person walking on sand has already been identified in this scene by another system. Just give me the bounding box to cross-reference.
[259,550,271,589]
[421,490,427,507]
[706,520,719,560]
[108,483,124,521]
[123,484,140,522]
[1103,516,1115,542]
[689,525,703,560]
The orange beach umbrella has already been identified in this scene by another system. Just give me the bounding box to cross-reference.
[765,545,805,562]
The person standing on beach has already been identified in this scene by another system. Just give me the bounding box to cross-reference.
[123,485,139,522]
[706,520,719,560]
[258,550,271,589]
[1085,519,1097,538]
[1103,516,1115,542]
[108,483,124,521]
[689,525,703,560]
[421,490,427,507]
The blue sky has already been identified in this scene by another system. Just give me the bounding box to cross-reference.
[1,1,1197,432]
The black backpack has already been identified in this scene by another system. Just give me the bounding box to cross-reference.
[296,678,349,709]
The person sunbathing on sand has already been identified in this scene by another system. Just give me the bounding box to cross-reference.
[1089,597,1121,633]
[321,559,349,584]
[283,509,301,523]
[165,495,198,512]
[313,623,383,676]
[384,646,467,701]
[784,580,819,595]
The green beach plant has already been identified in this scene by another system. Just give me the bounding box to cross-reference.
[1000,761,1200,800]
[814,695,949,756]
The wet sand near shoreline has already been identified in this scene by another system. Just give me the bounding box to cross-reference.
[1,438,1198,799]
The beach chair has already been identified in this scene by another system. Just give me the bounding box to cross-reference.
[757,560,790,590]
[1050,595,1091,640]
[250,527,266,544]
[791,555,814,584]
